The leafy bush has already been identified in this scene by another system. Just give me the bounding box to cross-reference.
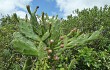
[0,14,19,70]
[0,5,110,70]
[61,5,110,70]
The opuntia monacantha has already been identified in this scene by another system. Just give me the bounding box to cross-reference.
[11,5,103,70]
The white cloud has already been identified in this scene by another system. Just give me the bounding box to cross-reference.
[15,11,26,19]
[56,0,110,17]
[0,0,32,18]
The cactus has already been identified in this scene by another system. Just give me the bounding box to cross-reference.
[11,5,103,69]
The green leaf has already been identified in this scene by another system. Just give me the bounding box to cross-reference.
[19,21,41,41]
[88,30,100,40]
[67,28,102,47]
[12,32,38,56]
[37,41,47,59]
[41,30,50,41]
[88,26,103,40]
[23,57,33,70]
[60,68,65,70]
[68,58,77,70]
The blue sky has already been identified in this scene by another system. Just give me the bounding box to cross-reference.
[0,0,110,18]
[30,0,61,17]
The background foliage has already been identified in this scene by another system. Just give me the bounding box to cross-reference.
[0,5,110,70]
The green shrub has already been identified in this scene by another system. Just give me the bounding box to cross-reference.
[0,5,110,70]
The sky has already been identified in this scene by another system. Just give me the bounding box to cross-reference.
[0,0,110,19]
